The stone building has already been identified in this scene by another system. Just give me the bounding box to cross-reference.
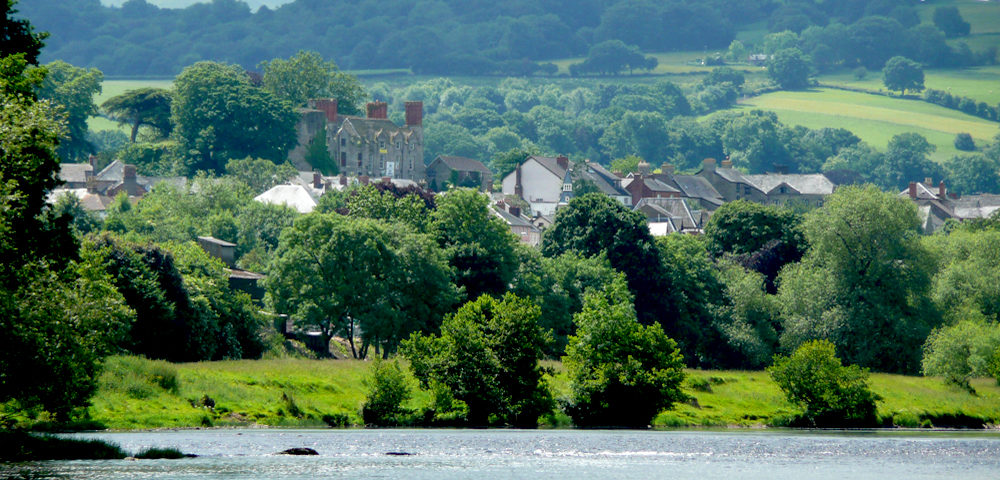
[290,99,426,182]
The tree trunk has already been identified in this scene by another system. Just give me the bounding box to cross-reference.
[348,317,358,359]
[130,121,141,143]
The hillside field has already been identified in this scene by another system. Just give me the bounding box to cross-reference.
[819,66,1000,105]
[83,356,1000,430]
[727,87,1000,162]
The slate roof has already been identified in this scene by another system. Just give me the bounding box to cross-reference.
[529,156,568,178]
[254,185,317,213]
[634,197,700,232]
[745,174,836,196]
[58,163,93,184]
[622,176,680,194]
[670,175,724,205]
[434,156,491,174]
[338,117,417,140]
[96,160,125,181]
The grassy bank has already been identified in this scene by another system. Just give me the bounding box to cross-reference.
[81,356,1000,430]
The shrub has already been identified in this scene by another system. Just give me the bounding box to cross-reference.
[921,318,1000,393]
[361,359,412,426]
[768,340,881,427]
[563,278,686,428]
[954,133,976,151]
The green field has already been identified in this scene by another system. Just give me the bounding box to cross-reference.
[727,88,1000,161]
[89,79,174,133]
[820,66,1000,105]
[83,356,1000,430]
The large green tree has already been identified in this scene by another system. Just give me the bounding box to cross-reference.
[35,60,103,161]
[171,61,298,173]
[101,87,172,142]
[882,56,924,96]
[563,278,686,428]
[777,185,940,373]
[0,0,46,64]
[259,50,366,115]
[767,48,811,90]
[401,293,553,427]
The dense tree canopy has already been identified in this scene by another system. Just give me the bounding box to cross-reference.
[259,50,366,115]
[101,87,173,142]
[882,56,924,96]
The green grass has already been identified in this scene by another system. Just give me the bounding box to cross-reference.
[86,356,1000,430]
[720,87,1000,162]
[89,79,173,133]
[819,66,1000,105]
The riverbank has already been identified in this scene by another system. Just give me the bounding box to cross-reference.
[64,356,1000,430]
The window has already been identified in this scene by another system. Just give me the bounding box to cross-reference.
[357,153,362,167]
[341,152,347,167]
[340,137,346,147]
[744,186,751,195]
[379,141,385,149]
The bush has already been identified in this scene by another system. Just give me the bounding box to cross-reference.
[768,340,881,427]
[921,318,1000,393]
[954,133,976,151]
[361,359,412,426]
[563,279,686,428]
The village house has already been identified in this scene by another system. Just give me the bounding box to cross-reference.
[501,155,629,216]
[901,178,1000,233]
[492,201,542,247]
[745,173,837,207]
[427,155,492,192]
[697,158,768,203]
[290,99,426,182]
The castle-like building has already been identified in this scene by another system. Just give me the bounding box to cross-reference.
[290,99,425,181]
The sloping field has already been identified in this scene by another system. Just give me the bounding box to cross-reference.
[820,66,1000,105]
[89,79,173,133]
[733,88,999,161]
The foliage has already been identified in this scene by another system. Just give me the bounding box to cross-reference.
[1,0,47,65]
[34,60,102,161]
[259,50,366,114]
[704,200,804,257]
[922,318,1000,393]
[926,229,1000,324]
[267,214,457,358]
[933,6,971,38]
[768,340,881,427]
[51,191,101,236]
[713,262,781,369]
[777,185,939,373]
[171,61,298,173]
[542,193,670,330]
[224,157,297,194]
[101,87,172,142]
[875,132,943,191]
[361,359,412,426]
[401,293,554,427]
[767,48,811,90]
[343,184,434,232]
[953,133,976,152]
[563,278,686,428]
[943,153,1000,195]
[569,40,657,76]
[430,189,518,301]
[882,56,924,96]
[303,131,337,175]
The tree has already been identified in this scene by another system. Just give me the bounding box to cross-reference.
[570,40,657,76]
[768,340,881,427]
[35,60,103,160]
[933,6,970,38]
[361,359,413,426]
[563,278,686,427]
[171,61,298,173]
[714,262,781,369]
[224,157,297,194]
[777,185,940,373]
[704,200,805,257]
[430,189,519,301]
[401,293,554,427]
[953,133,976,152]
[541,193,670,328]
[944,153,1000,195]
[876,132,943,190]
[101,87,172,142]
[922,318,1000,393]
[0,0,47,65]
[268,214,457,358]
[882,56,924,96]
[766,48,811,90]
[259,50,367,115]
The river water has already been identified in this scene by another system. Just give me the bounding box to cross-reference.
[13,429,1000,479]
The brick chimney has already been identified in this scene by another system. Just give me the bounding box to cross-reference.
[88,154,97,169]
[556,155,569,171]
[908,182,917,199]
[338,174,347,186]
[702,158,717,173]
[939,181,946,198]
[381,176,391,184]
[124,164,137,180]
[924,177,933,187]
[313,171,322,189]
[514,164,523,198]
[638,161,651,176]
[509,206,521,217]
[310,98,338,123]
[405,101,423,126]
[359,175,370,185]
[366,101,388,119]
[661,163,675,175]
[721,159,733,168]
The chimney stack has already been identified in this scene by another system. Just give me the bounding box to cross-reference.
[313,171,322,189]
[338,174,347,186]
[939,181,946,198]
[924,177,933,187]
[702,158,717,173]
[310,98,338,123]
[908,182,917,199]
[514,164,523,198]
[381,176,391,184]
[360,175,370,185]
[88,154,97,169]
[124,164,137,180]
[556,155,569,171]
[405,101,423,126]
[721,159,733,168]
[638,161,651,176]
[661,163,675,175]
[366,101,388,119]
[509,206,521,217]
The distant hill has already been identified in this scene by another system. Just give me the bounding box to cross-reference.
[99,0,291,10]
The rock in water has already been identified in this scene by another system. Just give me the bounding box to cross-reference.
[279,448,319,456]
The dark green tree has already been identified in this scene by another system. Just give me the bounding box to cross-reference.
[766,48,811,90]
[36,60,103,160]
[101,87,172,142]
[704,199,805,257]
[0,0,47,64]
[259,50,367,114]
[224,157,297,194]
[171,61,298,173]
[933,6,971,38]
[882,56,924,96]
[563,278,686,428]
[401,293,554,427]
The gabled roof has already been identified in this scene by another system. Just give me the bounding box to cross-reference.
[529,156,569,178]
[96,160,125,181]
[671,175,724,203]
[254,185,316,213]
[634,197,700,232]
[899,182,941,201]
[432,156,491,174]
[338,117,417,140]
[59,163,93,184]
[648,220,678,236]
[623,175,680,194]
[492,206,537,229]
[746,174,836,196]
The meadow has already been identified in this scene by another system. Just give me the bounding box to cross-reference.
[725,87,1000,162]
[86,356,1000,430]
[819,66,1000,105]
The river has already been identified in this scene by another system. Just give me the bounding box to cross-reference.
[12,429,1000,479]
